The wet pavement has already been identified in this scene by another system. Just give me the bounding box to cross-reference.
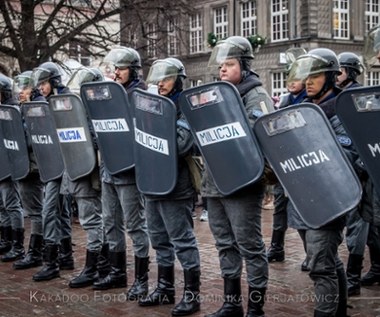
[0,206,379,317]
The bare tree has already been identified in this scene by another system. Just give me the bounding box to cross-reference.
[0,0,194,73]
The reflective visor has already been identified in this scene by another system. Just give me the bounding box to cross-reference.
[66,68,95,93]
[363,26,380,69]
[32,68,51,85]
[287,55,333,83]
[13,75,33,97]
[103,48,137,68]
[14,75,33,89]
[146,61,178,84]
[208,42,246,68]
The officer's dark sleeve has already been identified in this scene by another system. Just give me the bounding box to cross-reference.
[176,119,194,157]
[86,114,98,150]
[330,115,358,165]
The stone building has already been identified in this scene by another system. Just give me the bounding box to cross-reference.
[1,0,380,97]
[140,0,380,96]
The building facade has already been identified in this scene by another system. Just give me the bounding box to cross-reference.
[1,1,380,96]
[142,0,380,96]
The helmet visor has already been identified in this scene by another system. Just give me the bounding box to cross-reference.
[12,75,34,99]
[287,55,335,83]
[66,68,96,93]
[31,68,51,86]
[13,74,33,90]
[146,61,178,84]
[103,48,140,69]
[285,47,307,65]
[363,26,380,69]
[208,41,249,69]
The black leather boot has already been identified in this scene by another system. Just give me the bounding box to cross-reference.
[346,254,363,296]
[2,228,25,262]
[69,250,99,288]
[59,237,74,270]
[97,243,111,279]
[361,246,380,286]
[267,230,285,262]
[0,226,12,254]
[93,251,127,290]
[301,257,311,272]
[13,234,43,269]
[335,266,349,317]
[361,264,380,286]
[171,268,201,316]
[204,277,244,317]
[127,256,149,300]
[33,244,60,281]
[246,287,266,317]
[298,230,310,272]
[139,265,175,306]
[314,310,334,317]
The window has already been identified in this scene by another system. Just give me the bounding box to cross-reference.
[271,0,289,42]
[190,13,203,54]
[69,43,91,66]
[189,79,204,87]
[126,30,138,47]
[147,23,157,58]
[70,0,91,7]
[167,20,179,56]
[214,7,228,39]
[366,70,380,86]
[333,0,349,39]
[241,1,257,37]
[272,72,288,97]
[365,0,380,32]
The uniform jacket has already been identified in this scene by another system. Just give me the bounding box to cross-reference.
[144,90,195,201]
[201,72,274,198]
[287,88,358,230]
[101,79,147,185]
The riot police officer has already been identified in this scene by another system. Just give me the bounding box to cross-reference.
[267,48,308,265]
[0,73,25,262]
[358,24,380,289]
[138,57,201,316]
[335,52,369,296]
[31,62,75,281]
[203,36,273,317]
[62,67,111,288]
[286,48,356,316]
[12,70,46,269]
[93,47,151,301]
[336,52,363,89]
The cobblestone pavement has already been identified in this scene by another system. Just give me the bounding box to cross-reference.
[0,206,379,317]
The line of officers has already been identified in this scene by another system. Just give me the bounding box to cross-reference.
[0,29,380,317]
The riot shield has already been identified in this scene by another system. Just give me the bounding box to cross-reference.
[0,105,29,180]
[254,103,362,229]
[49,93,96,181]
[336,86,380,194]
[0,126,11,181]
[179,81,264,195]
[130,89,177,195]
[80,81,135,175]
[22,102,65,182]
